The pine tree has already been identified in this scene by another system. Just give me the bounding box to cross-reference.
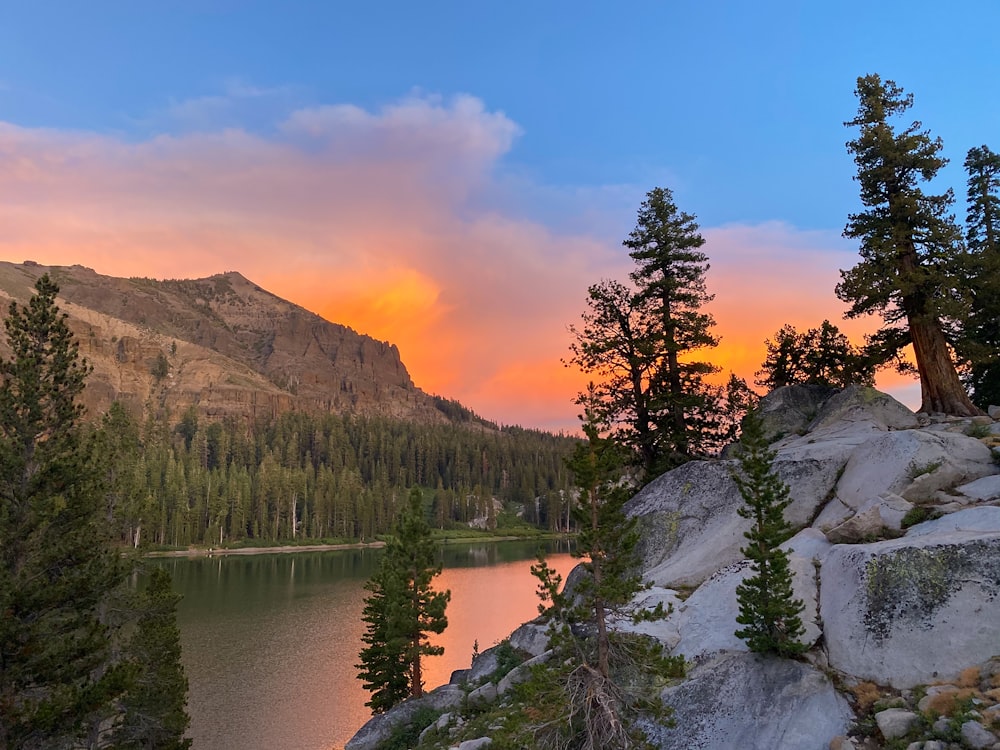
[529,412,682,750]
[959,145,1000,407]
[356,488,450,713]
[355,563,411,713]
[755,320,874,391]
[568,187,721,481]
[626,187,720,471]
[0,274,129,748]
[114,567,192,750]
[563,416,642,678]
[731,411,805,657]
[837,74,980,416]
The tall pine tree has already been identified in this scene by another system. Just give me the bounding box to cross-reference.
[356,488,450,713]
[836,74,980,416]
[0,274,129,748]
[959,145,1000,407]
[732,411,805,657]
[531,411,682,750]
[568,187,720,480]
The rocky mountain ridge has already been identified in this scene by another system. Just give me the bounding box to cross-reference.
[348,385,1000,750]
[0,261,456,425]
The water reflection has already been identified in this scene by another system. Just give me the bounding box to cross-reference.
[156,540,576,750]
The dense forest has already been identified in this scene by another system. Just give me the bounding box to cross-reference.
[94,404,579,548]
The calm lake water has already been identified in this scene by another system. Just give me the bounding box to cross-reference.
[154,540,576,750]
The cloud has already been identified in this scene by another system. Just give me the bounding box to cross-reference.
[148,79,304,134]
[0,93,917,429]
[0,94,608,427]
[702,221,917,407]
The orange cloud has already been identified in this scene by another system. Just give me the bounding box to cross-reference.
[0,97,919,430]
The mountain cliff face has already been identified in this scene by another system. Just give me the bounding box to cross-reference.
[0,261,452,424]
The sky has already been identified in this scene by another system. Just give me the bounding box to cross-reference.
[1,2,997,432]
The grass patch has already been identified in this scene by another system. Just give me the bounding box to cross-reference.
[900,506,941,529]
[909,460,943,479]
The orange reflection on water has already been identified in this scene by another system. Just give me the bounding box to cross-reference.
[421,551,578,692]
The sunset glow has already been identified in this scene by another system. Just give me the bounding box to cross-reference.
[1,4,994,430]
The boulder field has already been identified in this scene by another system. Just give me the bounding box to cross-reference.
[348,385,1000,750]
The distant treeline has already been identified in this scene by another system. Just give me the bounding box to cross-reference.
[95,404,579,548]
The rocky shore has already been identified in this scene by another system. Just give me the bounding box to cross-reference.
[347,385,1000,750]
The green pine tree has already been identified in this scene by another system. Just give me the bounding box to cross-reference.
[959,145,1000,408]
[567,187,721,482]
[114,567,192,750]
[356,488,450,713]
[837,74,980,416]
[0,274,129,748]
[731,411,806,657]
[529,411,682,750]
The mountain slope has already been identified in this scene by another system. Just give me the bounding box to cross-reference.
[0,261,455,424]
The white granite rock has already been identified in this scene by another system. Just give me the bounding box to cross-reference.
[649,652,853,750]
[875,708,920,740]
[834,430,995,512]
[955,475,1000,503]
[820,528,1000,688]
[626,460,747,587]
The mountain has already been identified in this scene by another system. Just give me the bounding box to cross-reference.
[0,260,464,425]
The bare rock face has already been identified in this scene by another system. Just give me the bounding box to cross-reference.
[0,262,453,425]
[649,652,854,750]
[626,460,746,588]
[829,430,996,513]
[820,508,1000,688]
[756,384,838,442]
[805,385,920,437]
[622,384,1000,717]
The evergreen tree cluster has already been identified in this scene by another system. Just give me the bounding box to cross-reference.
[0,276,190,749]
[567,187,745,482]
[94,405,578,549]
[755,320,875,391]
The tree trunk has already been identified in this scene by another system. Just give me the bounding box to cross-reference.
[909,315,983,416]
[410,637,422,698]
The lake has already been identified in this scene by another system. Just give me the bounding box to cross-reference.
[155,540,577,750]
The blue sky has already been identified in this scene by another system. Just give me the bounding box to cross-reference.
[1,2,997,428]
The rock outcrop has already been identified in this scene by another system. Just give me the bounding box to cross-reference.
[649,652,854,750]
[348,385,1000,750]
[821,507,1000,688]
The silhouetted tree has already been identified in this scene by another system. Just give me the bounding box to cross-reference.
[959,145,1000,407]
[755,320,874,391]
[837,74,979,415]
[568,187,720,480]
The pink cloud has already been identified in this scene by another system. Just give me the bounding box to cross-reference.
[0,96,919,429]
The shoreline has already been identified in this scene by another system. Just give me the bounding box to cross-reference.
[144,533,565,558]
